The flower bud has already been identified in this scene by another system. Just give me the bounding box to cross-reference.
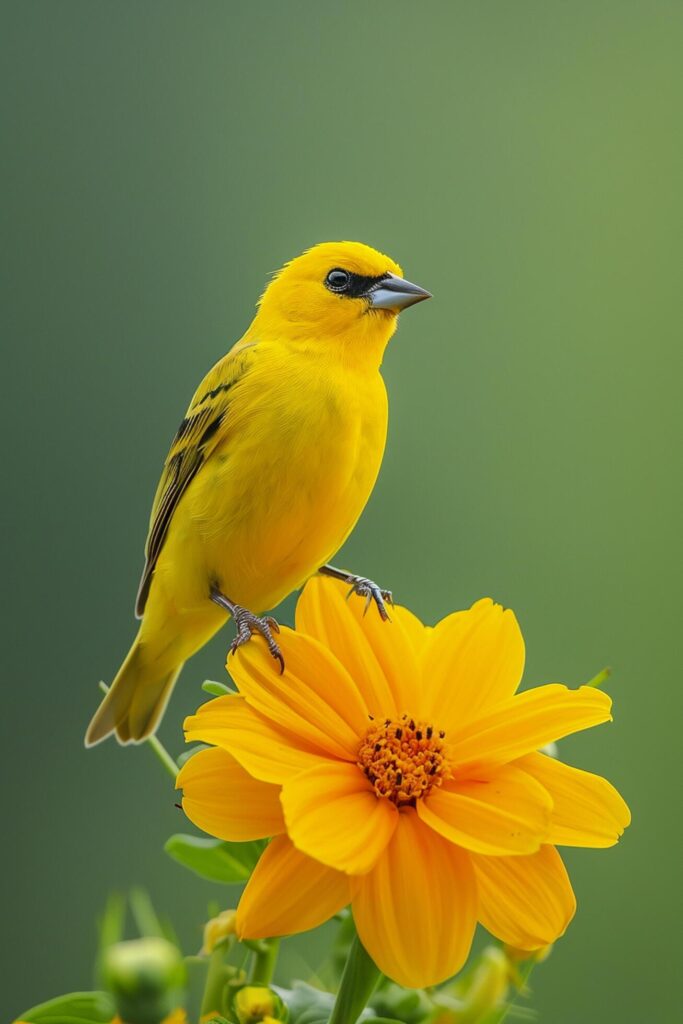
[102,936,186,1024]
[453,945,509,1023]
[232,986,285,1024]
[202,909,238,955]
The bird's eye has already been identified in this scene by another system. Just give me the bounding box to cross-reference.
[325,268,351,293]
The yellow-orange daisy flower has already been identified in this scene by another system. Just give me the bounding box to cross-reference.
[179,578,629,988]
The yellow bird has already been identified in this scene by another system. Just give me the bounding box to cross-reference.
[85,241,431,746]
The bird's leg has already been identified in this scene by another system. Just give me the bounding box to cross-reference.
[318,564,394,621]
[210,586,284,673]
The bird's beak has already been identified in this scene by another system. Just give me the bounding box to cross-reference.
[369,272,432,311]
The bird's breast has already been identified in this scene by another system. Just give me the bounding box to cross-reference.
[182,357,388,610]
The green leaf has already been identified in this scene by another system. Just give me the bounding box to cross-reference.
[164,833,265,883]
[285,981,377,1024]
[329,935,381,1024]
[285,982,336,1024]
[17,991,115,1023]
[202,679,234,696]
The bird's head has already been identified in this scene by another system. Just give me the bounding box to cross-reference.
[252,241,431,362]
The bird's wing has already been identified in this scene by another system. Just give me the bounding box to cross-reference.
[135,343,257,617]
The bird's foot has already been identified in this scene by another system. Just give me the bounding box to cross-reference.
[346,576,394,621]
[231,606,284,673]
[318,565,394,621]
[211,587,284,672]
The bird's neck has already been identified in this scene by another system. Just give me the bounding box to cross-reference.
[245,309,397,372]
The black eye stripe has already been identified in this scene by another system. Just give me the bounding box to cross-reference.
[345,271,389,297]
[325,269,389,298]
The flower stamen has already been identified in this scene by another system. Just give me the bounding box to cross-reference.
[357,714,449,805]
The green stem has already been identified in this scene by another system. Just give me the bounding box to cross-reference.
[201,945,229,1018]
[329,933,381,1024]
[250,938,280,984]
[98,681,178,780]
[146,733,180,780]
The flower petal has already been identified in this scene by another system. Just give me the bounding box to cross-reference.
[391,605,432,656]
[351,808,477,988]
[295,575,419,716]
[237,835,349,939]
[450,684,612,774]
[281,761,398,874]
[518,752,631,848]
[229,628,368,760]
[472,845,576,949]
[421,599,525,732]
[185,695,327,785]
[417,764,552,855]
[178,746,284,841]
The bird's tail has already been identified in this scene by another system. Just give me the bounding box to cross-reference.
[85,638,183,747]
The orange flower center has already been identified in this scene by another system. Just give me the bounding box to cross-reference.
[357,714,449,805]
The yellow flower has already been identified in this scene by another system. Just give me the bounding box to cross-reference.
[179,577,630,989]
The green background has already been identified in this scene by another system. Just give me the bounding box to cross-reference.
[2,2,680,1020]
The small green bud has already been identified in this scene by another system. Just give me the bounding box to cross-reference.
[102,936,186,1024]
[450,946,509,1023]
[232,986,286,1024]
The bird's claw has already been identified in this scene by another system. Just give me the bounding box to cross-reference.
[346,576,393,622]
[230,607,284,673]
